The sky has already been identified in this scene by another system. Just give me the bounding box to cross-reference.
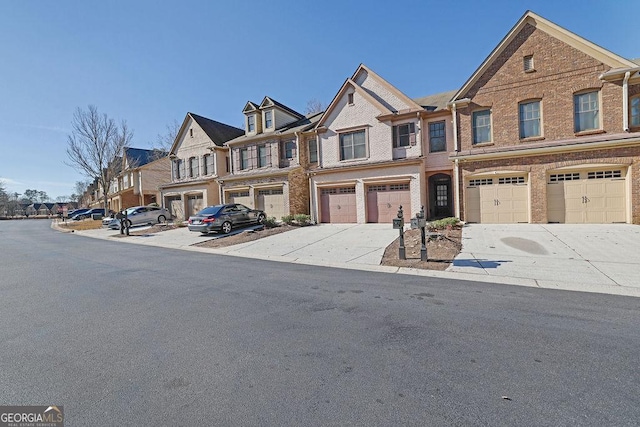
[1,0,638,200]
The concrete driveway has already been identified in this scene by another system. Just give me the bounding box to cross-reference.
[448,224,640,293]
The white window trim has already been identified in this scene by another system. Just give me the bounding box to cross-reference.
[472,109,492,144]
[338,127,369,161]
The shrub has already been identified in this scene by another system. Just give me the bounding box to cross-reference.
[263,216,279,228]
[428,217,461,231]
[281,215,295,225]
[293,214,313,226]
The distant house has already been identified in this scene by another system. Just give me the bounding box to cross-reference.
[159,113,244,221]
[107,147,171,212]
[219,97,321,220]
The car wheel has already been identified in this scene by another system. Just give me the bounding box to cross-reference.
[221,221,232,234]
[257,213,266,224]
[157,215,166,223]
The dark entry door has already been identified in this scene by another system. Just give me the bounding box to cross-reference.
[429,174,452,219]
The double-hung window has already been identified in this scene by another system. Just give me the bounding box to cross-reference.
[340,130,366,160]
[392,123,415,148]
[257,145,268,168]
[283,141,296,160]
[519,101,541,139]
[265,111,273,129]
[472,110,491,144]
[429,121,446,152]
[240,148,249,170]
[574,91,599,132]
[631,96,640,127]
[308,138,318,163]
[189,157,199,177]
[203,154,214,175]
[247,115,255,133]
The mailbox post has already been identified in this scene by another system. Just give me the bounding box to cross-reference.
[417,206,427,261]
[393,205,406,260]
[116,211,124,235]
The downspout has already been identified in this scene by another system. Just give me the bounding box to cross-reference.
[623,71,631,132]
[451,102,461,219]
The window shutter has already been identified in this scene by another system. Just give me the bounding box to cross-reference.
[409,122,416,145]
[234,149,240,171]
[266,144,272,167]
[392,126,398,148]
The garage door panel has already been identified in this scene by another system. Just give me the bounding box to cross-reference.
[366,184,411,223]
[321,188,356,223]
[465,187,480,223]
[547,169,626,224]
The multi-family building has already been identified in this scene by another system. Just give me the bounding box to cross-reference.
[449,10,640,224]
[159,112,244,221]
[220,97,321,220]
[309,64,456,223]
[106,147,170,212]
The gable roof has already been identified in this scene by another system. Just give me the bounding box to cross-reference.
[242,102,259,113]
[352,64,424,112]
[452,10,638,101]
[317,77,395,128]
[124,147,167,168]
[226,111,323,145]
[257,96,305,119]
[170,112,245,154]
[413,90,458,112]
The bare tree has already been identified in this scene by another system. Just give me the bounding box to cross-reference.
[74,180,91,204]
[305,99,326,114]
[153,119,181,152]
[65,106,133,212]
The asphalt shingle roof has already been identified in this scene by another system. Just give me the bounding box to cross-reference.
[190,113,245,146]
[226,111,323,145]
[413,90,458,112]
[124,147,167,167]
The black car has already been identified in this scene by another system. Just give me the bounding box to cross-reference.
[72,208,105,220]
[187,204,266,234]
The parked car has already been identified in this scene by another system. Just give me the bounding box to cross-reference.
[67,208,89,218]
[188,203,266,235]
[106,205,171,229]
[72,208,105,220]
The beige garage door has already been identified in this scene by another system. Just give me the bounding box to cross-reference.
[227,191,252,208]
[257,188,286,220]
[547,169,626,223]
[320,187,356,223]
[366,183,411,223]
[465,176,528,223]
[187,194,204,217]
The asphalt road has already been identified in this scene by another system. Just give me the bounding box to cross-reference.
[1,220,639,426]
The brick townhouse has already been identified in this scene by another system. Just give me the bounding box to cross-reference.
[449,10,640,224]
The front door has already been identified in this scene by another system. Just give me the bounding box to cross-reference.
[429,174,452,219]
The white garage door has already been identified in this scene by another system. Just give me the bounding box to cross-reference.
[320,187,357,223]
[366,183,411,223]
[547,169,626,223]
[257,188,286,220]
[227,191,252,208]
[465,176,529,224]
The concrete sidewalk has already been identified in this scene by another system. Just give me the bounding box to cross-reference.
[61,221,640,298]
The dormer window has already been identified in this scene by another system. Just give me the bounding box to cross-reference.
[247,115,255,132]
[265,111,273,129]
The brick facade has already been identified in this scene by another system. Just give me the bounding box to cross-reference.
[452,16,640,224]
